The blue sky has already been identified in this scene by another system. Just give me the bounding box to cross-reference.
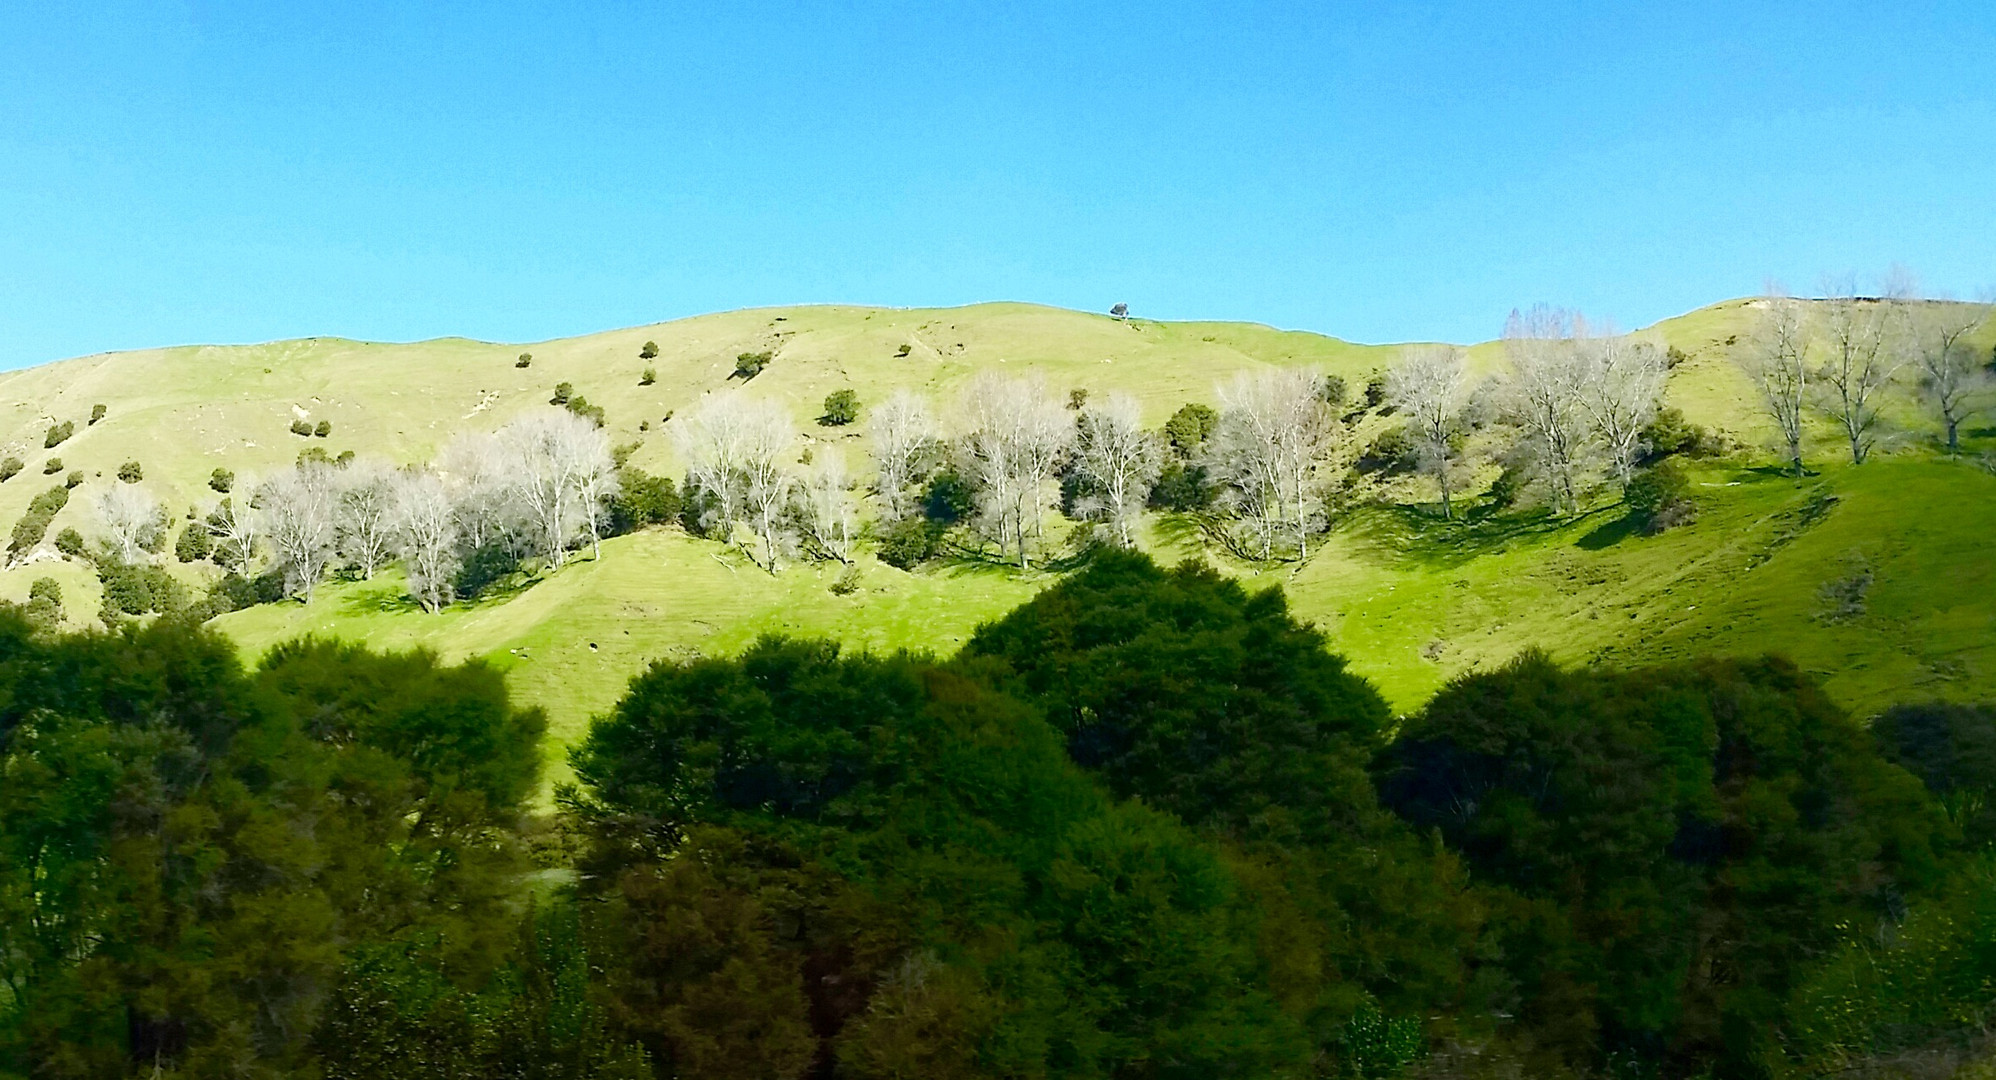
[2,1,1991,368]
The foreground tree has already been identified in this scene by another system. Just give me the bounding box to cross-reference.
[1910,301,1991,455]
[1385,344,1470,518]
[957,372,1072,568]
[1738,294,1812,475]
[1072,391,1161,547]
[1210,367,1339,558]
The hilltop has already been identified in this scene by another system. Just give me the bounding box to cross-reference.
[0,298,1990,791]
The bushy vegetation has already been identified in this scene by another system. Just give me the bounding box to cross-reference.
[0,458,19,483]
[1,554,1980,1079]
[820,387,859,425]
[43,420,72,448]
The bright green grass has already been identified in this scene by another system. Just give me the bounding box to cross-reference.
[1,298,1990,802]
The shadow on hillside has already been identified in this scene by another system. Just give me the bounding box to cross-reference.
[341,582,429,616]
[1576,515,1638,551]
[1341,502,1620,569]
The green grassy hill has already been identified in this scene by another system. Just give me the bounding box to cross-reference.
[2,298,1990,794]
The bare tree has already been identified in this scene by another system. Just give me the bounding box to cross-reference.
[1073,392,1161,546]
[1911,302,1992,455]
[1498,306,1595,513]
[675,396,795,568]
[1580,336,1669,491]
[502,408,617,568]
[1210,367,1340,559]
[94,483,163,564]
[798,448,860,565]
[391,469,460,613]
[334,457,397,578]
[958,373,1072,568]
[1736,295,1811,476]
[870,389,937,521]
[1386,345,1470,518]
[205,489,260,574]
[739,409,796,571]
[1814,284,1904,465]
[437,432,524,554]
[258,463,338,600]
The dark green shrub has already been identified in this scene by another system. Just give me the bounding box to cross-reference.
[9,485,70,559]
[335,449,355,466]
[24,577,61,629]
[875,516,943,569]
[97,560,188,617]
[63,471,81,489]
[209,468,234,493]
[1358,424,1414,474]
[1875,702,1996,847]
[314,420,331,438]
[1163,402,1219,458]
[564,395,606,427]
[0,457,22,483]
[894,343,911,357]
[609,468,680,533]
[515,352,532,368]
[1321,373,1349,407]
[1364,372,1388,408]
[1642,406,1719,462]
[176,523,213,563]
[1626,458,1694,533]
[922,469,974,525]
[732,351,771,380]
[44,421,73,448]
[819,389,859,426]
[550,382,573,405]
[639,366,656,385]
[1485,463,1527,509]
[89,403,106,425]
[298,447,332,467]
[639,340,658,360]
[53,527,84,559]
[1067,388,1088,411]
[1147,461,1212,511]
[117,460,142,483]
[41,457,61,475]
[291,419,314,437]
[453,542,518,600]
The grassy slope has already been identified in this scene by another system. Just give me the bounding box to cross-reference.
[2,299,1990,793]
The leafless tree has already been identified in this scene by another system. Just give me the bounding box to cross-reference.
[502,408,617,568]
[437,432,523,554]
[870,389,937,521]
[1580,336,1669,491]
[94,483,164,564]
[957,372,1072,568]
[1910,302,1992,455]
[1813,282,1905,465]
[205,488,260,574]
[1736,295,1811,476]
[1210,367,1340,559]
[798,448,860,565]
[1499,306,1594,514]
[1073,392,1161,546]
[676,395,795,568]
[334,457,397,579]
[258,463,339,600]
[391,469,460,613]
[1386,345,1470,518]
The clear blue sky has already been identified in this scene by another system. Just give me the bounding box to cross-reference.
[3,1,1991,368]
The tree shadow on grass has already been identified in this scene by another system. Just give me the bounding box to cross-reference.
[339,581,428,616]
[1575,515,1638,551]
[1340,501,1621,569]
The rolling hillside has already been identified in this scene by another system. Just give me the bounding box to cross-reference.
[1,298,1990,794]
